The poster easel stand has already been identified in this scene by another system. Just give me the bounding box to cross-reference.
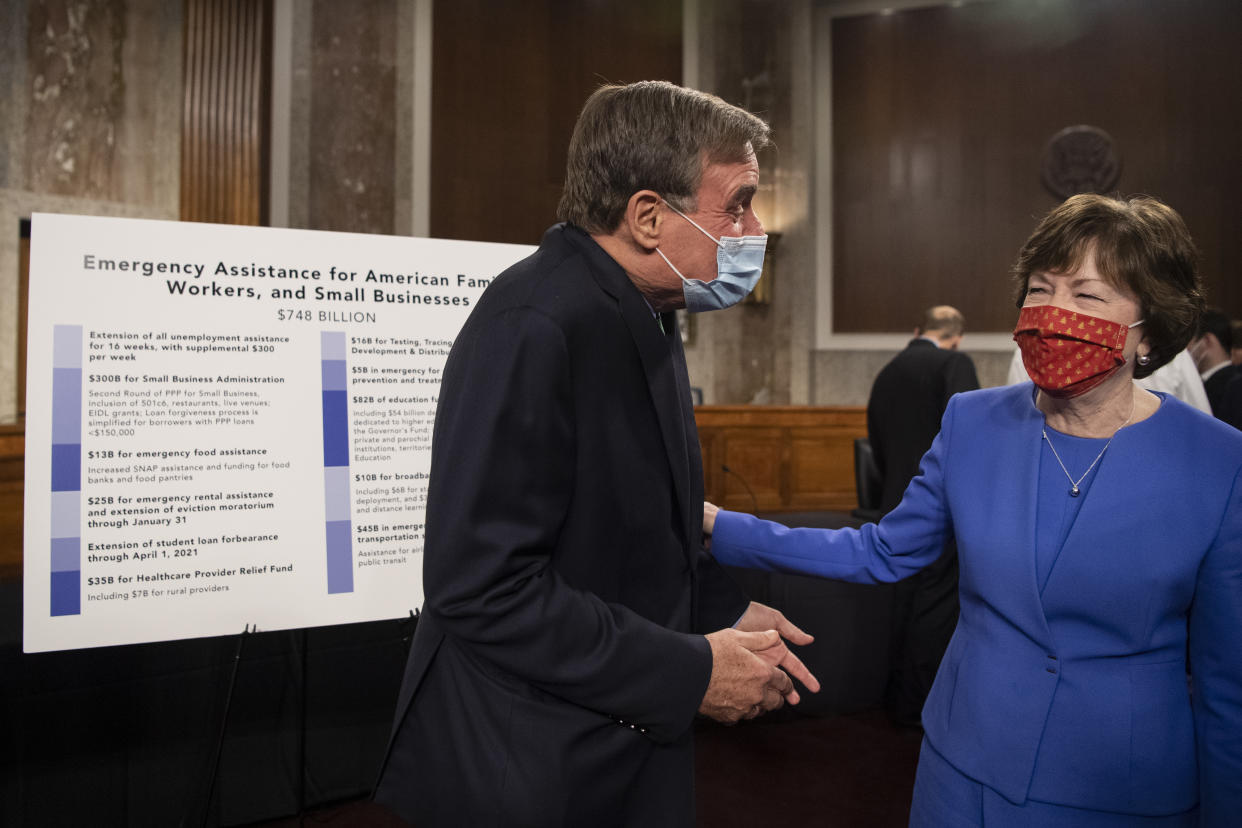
[192,624,253,828]
[295,626,308,819]
[182,609,421,826]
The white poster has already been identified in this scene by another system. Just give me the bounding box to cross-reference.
[23,213,534,652]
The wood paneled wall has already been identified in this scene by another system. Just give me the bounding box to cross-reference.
[832,0,1242,332]
[0,427,23,578]
[698,406,867,513]
[430,0,682,245]
[180,0,271,224]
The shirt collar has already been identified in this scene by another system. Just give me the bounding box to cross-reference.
[1201,360,1232,382]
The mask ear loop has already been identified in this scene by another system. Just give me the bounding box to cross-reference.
[661,199,723,247]
[1128,318,1148,364]
[654,247,689,281]
[656,199,721,285]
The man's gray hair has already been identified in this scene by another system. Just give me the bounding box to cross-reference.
[556,81,770,235]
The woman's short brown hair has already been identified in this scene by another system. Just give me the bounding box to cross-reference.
[1011,194,1203,379]
[556,81,770,235]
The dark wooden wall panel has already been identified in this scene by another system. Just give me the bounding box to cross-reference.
[430,0,682,245]
[181,0,270,224]
[833,0,1242,333]
[0,428,23,579]
[698,406,867,513]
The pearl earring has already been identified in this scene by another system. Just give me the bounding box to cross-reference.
[1136,353,1151,366]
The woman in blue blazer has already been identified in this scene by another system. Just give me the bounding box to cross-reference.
[706,195,1242,826]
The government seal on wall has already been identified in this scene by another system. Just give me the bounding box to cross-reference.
[1040,125,1121,199]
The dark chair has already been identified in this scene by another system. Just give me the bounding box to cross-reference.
[851,437,884,523]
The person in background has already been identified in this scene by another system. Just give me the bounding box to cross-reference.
[870,306,980,514]
[866,305,978,727]
[1213,324,1242,430]
[1219,374,1242,430]
[1006,336,1211,414]
[1190,307,1239,418]
[372,81,818,828]
[706,193,1242,826]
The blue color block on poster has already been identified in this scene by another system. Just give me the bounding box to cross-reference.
[320,330,347,361]
[321,390,350,467]
[325,520,354,594]
[51,367,82,443]
[51,443,81,492]
[51,569,81,616]
[51,537,80,572]
[53,325,83,368]
[321,359,347,392]
[323,466,352,522]
[50,491,81,539]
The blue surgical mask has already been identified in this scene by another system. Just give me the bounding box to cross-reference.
[655,202,767,313]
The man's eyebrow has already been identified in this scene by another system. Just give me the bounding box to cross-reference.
[729,184,757,205]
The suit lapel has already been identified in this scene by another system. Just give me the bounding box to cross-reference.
[566,226,695,557]
[975,387,1056,643]
[1015,404,1055,635]
[668,316,703,545]
[618,296,694,555]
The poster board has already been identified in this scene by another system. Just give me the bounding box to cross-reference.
[23,212,534,652]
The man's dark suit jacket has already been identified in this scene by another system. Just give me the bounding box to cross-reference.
[1204,363,1239,419]
[867,338,980,514]
[1220,372,1242,431]
[373,224,748,828]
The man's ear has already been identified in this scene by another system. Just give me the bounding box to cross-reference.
[624,190,665,251]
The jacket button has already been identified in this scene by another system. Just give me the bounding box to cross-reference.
[1046,667,1057,674]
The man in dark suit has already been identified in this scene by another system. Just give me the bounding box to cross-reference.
[373,81,817,828]
[866,305,978,728]
[1190,307,1239,419]
[1220,372,1242,431]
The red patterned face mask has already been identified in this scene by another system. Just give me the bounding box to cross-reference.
[1012,305,1143,398]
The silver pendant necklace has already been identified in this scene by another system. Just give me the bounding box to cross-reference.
[1042,392,1135,497]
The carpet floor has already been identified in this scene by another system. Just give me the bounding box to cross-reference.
[248,707,923,827]
[694,707,923,827]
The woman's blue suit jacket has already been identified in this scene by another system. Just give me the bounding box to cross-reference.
[712,384,1242,822]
